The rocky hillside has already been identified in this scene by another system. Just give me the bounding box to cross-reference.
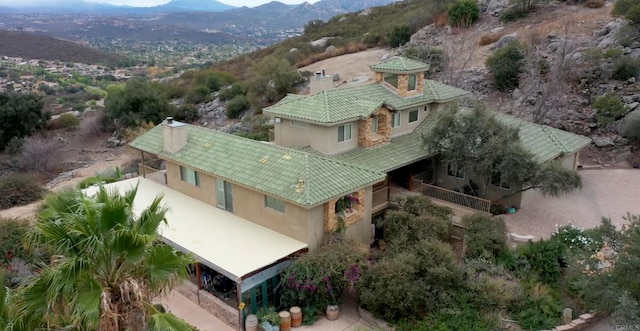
[405,1,639,167]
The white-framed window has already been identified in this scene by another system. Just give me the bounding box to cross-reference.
[338,124,352,142]
[265,195,285,213]
[408,74,417,91]
[447,163,465,179]
[180,166,200,186]
[290,120,309,129]
[371,116,378,133]
[216,178,233,212]
[392,112,401,128]
[409,109,419,123]
[490,172,511,190]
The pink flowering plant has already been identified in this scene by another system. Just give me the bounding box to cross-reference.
[279,236,367,312]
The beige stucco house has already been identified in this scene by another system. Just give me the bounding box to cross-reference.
[99,56,590,330]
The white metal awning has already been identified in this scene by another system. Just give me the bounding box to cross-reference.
[83,177,308,282]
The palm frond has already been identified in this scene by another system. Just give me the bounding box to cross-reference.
[148,312,194,331]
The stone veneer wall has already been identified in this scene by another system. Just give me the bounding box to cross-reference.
[357,108,392,148]
[175,281,240,330]
[324,189,366,233]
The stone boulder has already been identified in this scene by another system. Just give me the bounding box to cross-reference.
[486,0,508,16]
[491,33,518,51]
[310,37,333,48]
[409,24,441,46]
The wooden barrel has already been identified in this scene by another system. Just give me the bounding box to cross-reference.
[279,311,292,331]
[290,306,302,327]
[245,314,258,331]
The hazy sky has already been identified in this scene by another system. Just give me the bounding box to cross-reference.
[0,0,320,7]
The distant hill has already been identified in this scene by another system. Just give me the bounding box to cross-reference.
[0,0,236,14]
[0,30,124,66]
[156,0,400,31]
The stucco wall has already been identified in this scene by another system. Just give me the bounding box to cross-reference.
[390,105,429,137]
[345,186,374,247]
[233,184,309,244]
[560,152,579,170]
[165,161,310,244]
[306,206,325,251]
[273,120,358,155]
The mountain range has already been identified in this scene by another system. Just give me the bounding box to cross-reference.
[0,0,397,15]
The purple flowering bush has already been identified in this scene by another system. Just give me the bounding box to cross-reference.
[279,236,366,319]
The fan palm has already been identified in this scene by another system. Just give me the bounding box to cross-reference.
[10,185,195,331]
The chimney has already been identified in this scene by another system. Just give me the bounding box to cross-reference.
[310,69,334,95]
[162,117,187,154]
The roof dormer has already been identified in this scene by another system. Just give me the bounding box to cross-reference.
[371,57,429,97]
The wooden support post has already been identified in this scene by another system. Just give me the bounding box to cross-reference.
[408,171,414,191]
[237,282,243,330]
[140,151,146,177]
[195,263,202,290]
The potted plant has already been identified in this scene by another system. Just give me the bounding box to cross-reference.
[256,306,280,331]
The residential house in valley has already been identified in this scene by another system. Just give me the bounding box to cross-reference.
[96,56,590,330]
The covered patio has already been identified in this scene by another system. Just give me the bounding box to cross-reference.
[84,177,308,330]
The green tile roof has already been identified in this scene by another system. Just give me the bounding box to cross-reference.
[370,56,430,73]
[416,109,592,162]
[332,133,431,173]
[129,124,386,208]
[297,109,590,173]
[263,81,470,125]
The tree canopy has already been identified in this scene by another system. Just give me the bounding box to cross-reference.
[105,77,172,128]
[248,56,302,103]
[422,105,581,200]
[8,186,194,331]
[0,93,49,150]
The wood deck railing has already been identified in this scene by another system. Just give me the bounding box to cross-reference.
[422,184,491,213]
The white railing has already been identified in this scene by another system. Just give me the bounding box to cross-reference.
[422,184,491,213]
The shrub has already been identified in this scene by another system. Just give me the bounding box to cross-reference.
[54,113,80,129]
[218,82,247,101]
[592,92,629,126]
[585,0,605,8]
[225,95,250,119]
[463,214,509,260]
[500,6,528,22]
[613,0,640,23]
[448,0,480,27]
[0,218,30,265]
[401,46,446,74]
[478,33,505,46]
[17,135,61,173]
[551,223,596,252]
[173,104,200,123]
[465,259,524,311]
[279,237,366,314]
[628,4,640,24]
[615,26,639,48]
[358,240,463,322]
[388,24,411,48]
[0,175,46,209]
[485,41,526,91]
[622,116,640,143]
[612,55,640,80]
[511,283,563,330]
[185,84,211,104]
[517,239,565,284]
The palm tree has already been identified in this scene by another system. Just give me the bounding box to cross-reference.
[10,185,195,331]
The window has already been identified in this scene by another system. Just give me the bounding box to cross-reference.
[392,112,401,128]
[408,74,417,91]
[216,178,233,212]
[383,73,399,88]
[371,116,378,133]
[265,195,285,213]
[447,163,465,179]
[290,120,309,129]
[491,172,511,190]
[338,124,352,142]
[424,105,429,112]
[180,166,200,186]
[409,109,419,123]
